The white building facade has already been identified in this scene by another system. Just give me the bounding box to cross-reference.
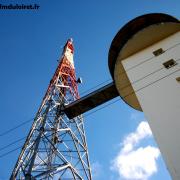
[109,13,180,179]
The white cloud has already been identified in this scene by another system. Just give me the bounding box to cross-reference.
[91,161,102,179]
[130,112,142,121]
[122,121,152,153]
[113,146,160,180]
[111,121,160,180]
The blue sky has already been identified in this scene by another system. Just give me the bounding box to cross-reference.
[0,0,179,179]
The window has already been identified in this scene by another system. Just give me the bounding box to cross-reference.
[176,77,180,82]
[163,59,177,69]
[153,48,164,56]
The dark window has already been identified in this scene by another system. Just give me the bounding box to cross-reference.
[176,77,180,82]
[163,59,177,69]
[153,48,164,56]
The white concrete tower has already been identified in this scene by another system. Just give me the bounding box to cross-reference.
[108,13,180,179]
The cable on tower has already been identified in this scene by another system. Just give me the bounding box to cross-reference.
[1,42,179,139]
[1,66,179,159]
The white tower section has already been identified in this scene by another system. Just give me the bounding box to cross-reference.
[109,13,180,180]
[63,38,75,68]
[121,31,180,180]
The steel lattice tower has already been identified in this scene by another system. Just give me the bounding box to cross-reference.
[11,39,92,180]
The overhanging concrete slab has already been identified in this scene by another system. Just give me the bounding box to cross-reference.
[63,82,119,119]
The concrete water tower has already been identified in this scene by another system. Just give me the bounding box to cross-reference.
[108,13,180,179]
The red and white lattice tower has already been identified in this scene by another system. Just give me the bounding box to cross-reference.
[11,39,92,179]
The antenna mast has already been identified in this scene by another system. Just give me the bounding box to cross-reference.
[11,39,92,179]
